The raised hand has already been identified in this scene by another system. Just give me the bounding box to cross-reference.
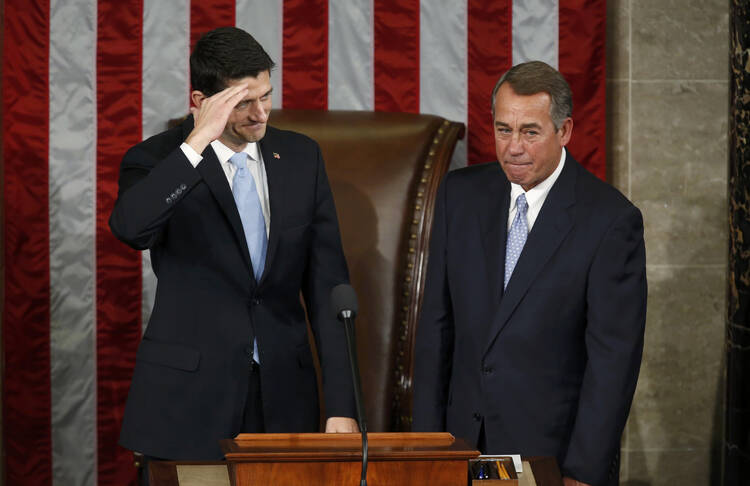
[185,84,248,154]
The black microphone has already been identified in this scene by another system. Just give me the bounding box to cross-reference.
[330,283,368,486]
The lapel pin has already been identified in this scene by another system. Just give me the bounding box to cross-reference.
[273,152,280,159]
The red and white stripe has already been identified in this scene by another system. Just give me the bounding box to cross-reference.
[2,1,606,484]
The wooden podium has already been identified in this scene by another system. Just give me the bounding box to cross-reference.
[219,432,479,486]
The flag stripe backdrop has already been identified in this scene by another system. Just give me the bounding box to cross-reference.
[3,1,51,485]
[50,2,97,485]
[374,1,420,113]
[2,1,606,484]
[95,2,143,485]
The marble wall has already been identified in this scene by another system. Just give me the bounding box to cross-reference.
[606,1,728,485]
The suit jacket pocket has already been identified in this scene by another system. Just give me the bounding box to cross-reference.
[137,338,201,372]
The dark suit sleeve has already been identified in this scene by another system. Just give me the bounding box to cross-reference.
[301,144,356,419]
[412,177,455,431]
[562,204,647,485]
[109,144,202,250]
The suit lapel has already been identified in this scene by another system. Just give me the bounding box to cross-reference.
[478,169,510,305]
[257,129,284,284]
[180,117,254,275]
[196,147,255,273]
[484,158,578,355]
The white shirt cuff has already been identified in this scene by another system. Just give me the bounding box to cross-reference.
[180,142,203,168]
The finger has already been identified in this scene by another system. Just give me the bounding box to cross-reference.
[203,86,248,112]
[227,87,249,102]
[210,83,247,102]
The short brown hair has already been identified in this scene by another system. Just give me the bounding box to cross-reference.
[491,61,572,130]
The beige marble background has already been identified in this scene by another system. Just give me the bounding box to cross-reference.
[606,1,728,485]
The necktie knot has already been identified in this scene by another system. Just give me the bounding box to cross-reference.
[516,193,528,214]
[229,152,247,171]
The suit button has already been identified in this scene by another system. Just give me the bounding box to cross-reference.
[482,366,493,375]
[243,345,254,358]
[165,197,173,204]
[180,183,187,190]
[175,187,183,195]
[170,192,177,199]
[250,298,261,306]
[473,412,482,422]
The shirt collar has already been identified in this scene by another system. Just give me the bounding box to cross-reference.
[509,147,567,209]
[210,139,260,166]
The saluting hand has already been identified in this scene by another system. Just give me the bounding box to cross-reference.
[185,84,248,154]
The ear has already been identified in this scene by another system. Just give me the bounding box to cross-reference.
[558,117,573,146]
[190,90,206,108]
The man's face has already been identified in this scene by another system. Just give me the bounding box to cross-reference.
[220,71,273,148]
[493,83,572,191]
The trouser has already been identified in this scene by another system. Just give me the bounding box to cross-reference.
[139,360,264,486]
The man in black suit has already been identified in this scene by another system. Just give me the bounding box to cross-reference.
[110,27,357,469]
[413,61,647,486]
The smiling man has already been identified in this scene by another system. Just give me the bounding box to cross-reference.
[413,61,647,486]
[109,27,357,479]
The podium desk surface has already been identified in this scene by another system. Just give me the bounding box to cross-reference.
[221,432,477,461]
[150,456,562,486]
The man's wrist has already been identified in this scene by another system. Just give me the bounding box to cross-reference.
[184,131,212,155]
[179,142,203,168]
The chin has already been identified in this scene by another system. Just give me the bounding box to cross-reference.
[244,128,266,142]
[502,165,531,183]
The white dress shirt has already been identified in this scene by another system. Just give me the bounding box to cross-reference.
[181,140,271,237]
[507,148,567,232]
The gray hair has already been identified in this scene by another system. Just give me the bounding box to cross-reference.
[490,61,573,130]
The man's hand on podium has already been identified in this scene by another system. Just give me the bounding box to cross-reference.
[325,417,359,433]
[563,477,591,486]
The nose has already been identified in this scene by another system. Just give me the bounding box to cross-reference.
[508,133,524,155]
[249,102,268,123]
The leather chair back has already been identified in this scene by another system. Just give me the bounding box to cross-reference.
[271,109,464,431]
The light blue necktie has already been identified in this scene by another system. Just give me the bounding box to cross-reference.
[504,193,528,289]
[229,152,267,281]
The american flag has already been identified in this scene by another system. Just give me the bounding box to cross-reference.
[2,1,605,484]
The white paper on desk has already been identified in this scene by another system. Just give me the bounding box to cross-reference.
[478,454,523,473]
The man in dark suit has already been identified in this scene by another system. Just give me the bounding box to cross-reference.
[413,61,647,486]
[109,27,357,469]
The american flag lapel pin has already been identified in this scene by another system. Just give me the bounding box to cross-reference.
[273,152,280,159]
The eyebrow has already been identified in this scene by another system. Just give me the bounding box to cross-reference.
[494,121,542,130]
[240,87,273,103]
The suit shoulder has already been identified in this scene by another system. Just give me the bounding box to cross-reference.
[126,122,185,162]
[265,125,319,150]
[569,160,641,228]
[436,162,506,210]
[572,160,635,210]
[444,162,504,188]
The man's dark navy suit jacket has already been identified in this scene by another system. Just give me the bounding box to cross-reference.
[110,116,354,460]
[413,155,647,486]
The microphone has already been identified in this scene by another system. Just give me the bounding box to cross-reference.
[330,284,368,486]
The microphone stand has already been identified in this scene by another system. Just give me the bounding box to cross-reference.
[340,309,368,486]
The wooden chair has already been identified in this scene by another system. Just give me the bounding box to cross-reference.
[271,110,464,431]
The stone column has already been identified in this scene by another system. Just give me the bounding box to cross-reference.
[727,1,750,484]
